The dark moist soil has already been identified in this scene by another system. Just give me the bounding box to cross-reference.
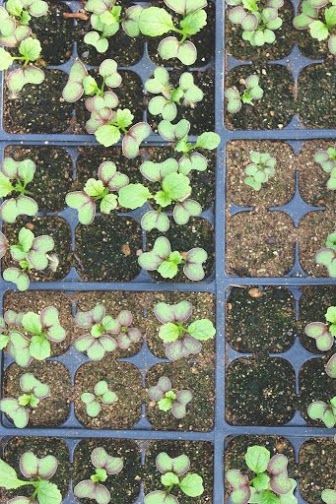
[75,214,142,282]
[226,286,296,353]
[144,440,213,504]
[74,70,144,135]
[298,140,336,207]
[299,438,336,504]
[4,70,72,134]
[299,358,335,424]
[74,360,142,429]
[29,1,73,65]
[1,436,70,502]
[225,0,294,61]
[146,360,215,432]
[146,218,215,282]
[3,217,73,281]
[73,439,141,504]
[76,3,144,67]
[224,435,296,503]
[4,290,73,356]
[298,64,336,128]
[298,286,336,353]
[147,2,216,67]
[3,361,71,427]
[225,65,295,130]
[297,209,334,277]
[226,210,295,277]
[74,291,146,358]
[226,141,296,208]
[225,357,296,425]
[147,69,215,136]
[4,146,73,212]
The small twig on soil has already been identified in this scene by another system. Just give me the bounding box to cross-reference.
[63,12,89,20]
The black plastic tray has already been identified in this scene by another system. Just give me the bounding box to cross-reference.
[0,0,335,503]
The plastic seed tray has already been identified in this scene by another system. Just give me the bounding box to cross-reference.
[0,0,335,503]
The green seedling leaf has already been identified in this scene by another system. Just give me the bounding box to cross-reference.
[159,37,197,65]
[141,211,170,232]
[3,267,30,291]
[122,5,143,37]
[139,7,175,36]
[7,66,45,97]
[0,48,14,70]
[0,459,28,489]
[1,196,38,223]
[164,0,207,15]
[180,473,204,497]
[19,37,42,62]
[118,183,152,210]
[140,159,179,182]
[187,319,216,341]
[245,446,271,473]
[322,489,336,504]
[145,491,178,504]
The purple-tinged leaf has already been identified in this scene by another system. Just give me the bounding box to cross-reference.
[62,60,87,102]
[268,454,293,495]
[66,191,96,225]
[74,480,110,504]
[85,91,119,112]
[183,247,208,281]
[0,231,9,258]
[122,122,152,159]
[326,353,336,378]
[158,36,197,65]
[98,161,129,191]
[7,66,45,98]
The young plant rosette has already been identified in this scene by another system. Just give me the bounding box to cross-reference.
[81,380,118,418]
[75,303,142,360]
[154,300,216,360]
[148,376,193,419]
[145,452,204,503]
[74,447,123,504]
[66,161,129,225]
[138,237,208,281]
[314,147,336,190]
[244,151,277,191]
[0,227,57,291]
[0,373,49,428]
[225,74,264,114]
[226,445,298,504]
[0,450,62,504]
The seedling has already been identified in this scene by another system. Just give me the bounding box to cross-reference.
[144,452,204,503]
[314,147,336,189]
[75,304,142,360]
[226,445,298,504]
[315,231,336,277]
[225,74,264,113]
[244,151,277,190]
[154,300,216,360]
[84,1,143,53]
[0,451,62,504]
[139,1,208,65]
[307,396,336,428]
[62,59,152,155]
[138,237,208,281]
[0,227,57,291]
[0,373,49,428]
[322,489,336,504]
[3,0,48,26]
[81,381,118,418]
[148,376,193,418]
[227,0,284,46]
[157,118,220,177]
[0,306,66,365]
[0,37,45,96]
[74,447,123,504]
[294,0,336,55]
[118,167,203,231]
[145,67,204,121]
[0,157,38,223]
[66,161,129,225]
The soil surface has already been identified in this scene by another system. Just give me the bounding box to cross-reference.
[147,2,216,67]
[299,358,335,424]
[299,438,336,504]
[4,69,72,134]
[226,286,296,353]
[4,290,73,356]
[74,360,142,429]
[75,214,142,282]
[144,440,213,503]
[225,65,295,130]
[3,217,72,281]
[226,140,296,208]
[225,0,294,61]
[298,64,336,128]
[4,146,73,212]
[73,438,141,504]
[224,435,296,503]
[226,357,296,425]
[1,436,70,502]
[30,1,73,65]
[3,361,71,427]
[147,69,215,136]
[226,209,295,277]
